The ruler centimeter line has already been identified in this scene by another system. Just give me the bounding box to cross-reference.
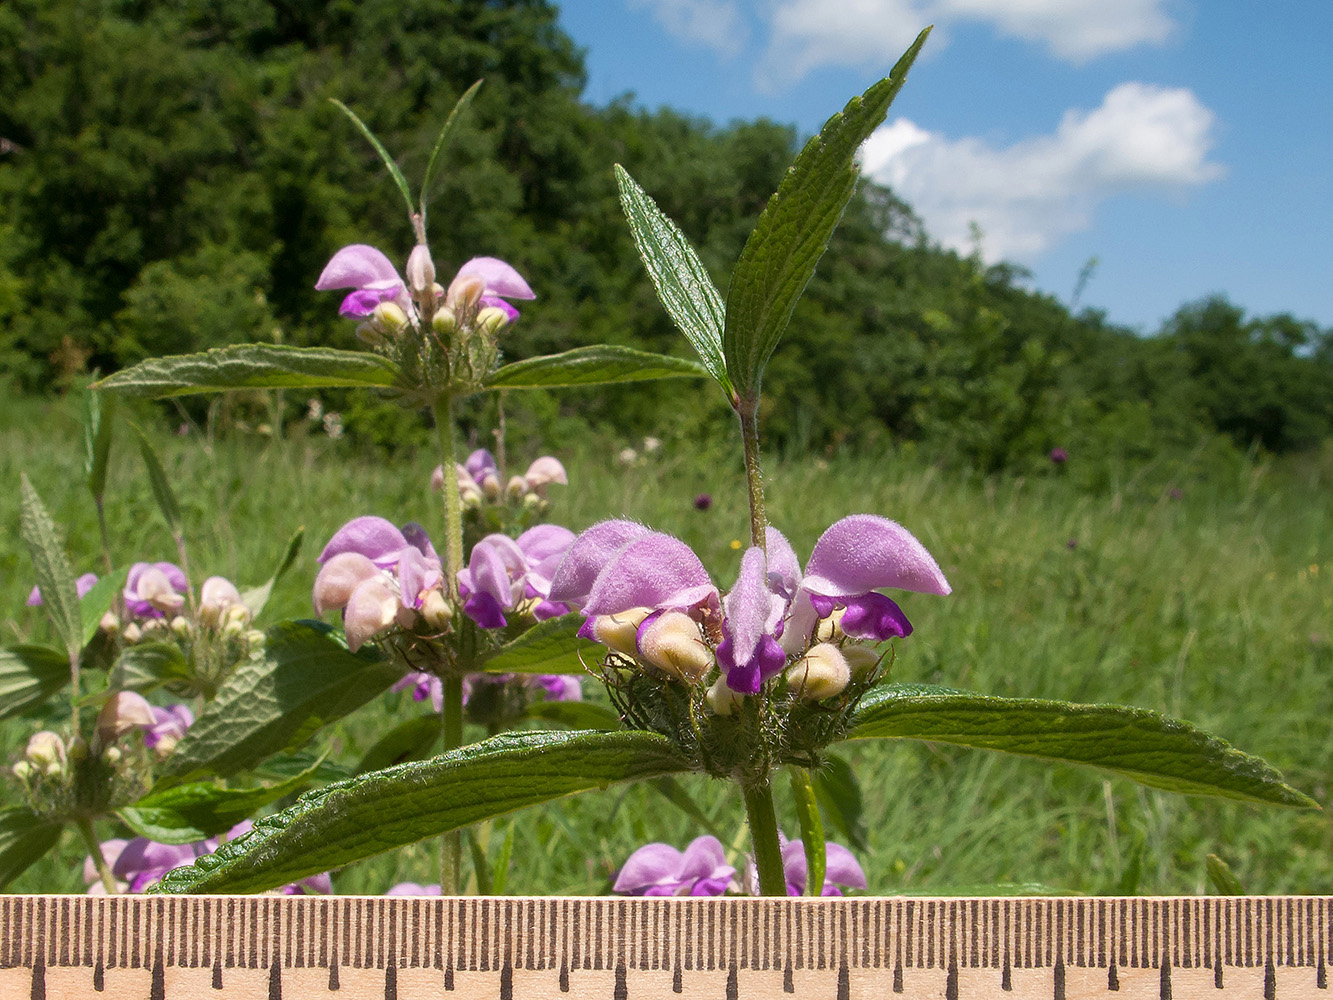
[2,895,1330,998]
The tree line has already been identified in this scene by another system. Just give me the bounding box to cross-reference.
[2,0,1330,471]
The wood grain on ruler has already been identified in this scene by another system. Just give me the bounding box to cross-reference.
[2,895,1330,997]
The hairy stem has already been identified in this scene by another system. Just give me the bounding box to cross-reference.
[77,818,118,894]
[738,401,767,551]
[742,778,786,896]
[432,394,465,602]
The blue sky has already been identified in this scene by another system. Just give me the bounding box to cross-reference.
[555,1,1332,333]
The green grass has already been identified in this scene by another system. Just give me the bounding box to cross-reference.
[3,392,1330,896]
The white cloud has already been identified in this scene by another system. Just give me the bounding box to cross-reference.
[755,0,1175,86]
[629,0,749,56]
[859,83,1224,260]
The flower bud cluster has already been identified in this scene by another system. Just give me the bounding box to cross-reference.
[433,449,568,525]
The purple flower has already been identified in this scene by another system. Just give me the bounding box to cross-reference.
[779,839,867,896]
[144,704,193,753]
[444,257,536,322]
[393,672,444,712]
[386,882,442,895]
[693,493,712,511]
[27,572,98,607]
[456,525,575,629]
[613,836,734,896]
[1049,447,1069,465]
[313,516,445,651]
[553,514,948,696]
[123,562,188,618]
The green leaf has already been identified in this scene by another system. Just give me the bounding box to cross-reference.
[478,614,599,675]
[330,99,415,221]
[79,567,130,648]
[491,822,515,894]
[158,621,403,781]
[1206,853,1246,895]
[788,765,826,896]
[420,80,482,230]
[239,527,304,620]
[846,683,1318,807]
[19,474,82,660]
[112,642,192,693]
[811,750,868,852]
[0,807,64,889]
[129,422,183,536]
[83,384,116,502]
[522,699,622,730]
[118,760,324,844]
[0,645,68,720]
[647,776,723,839]
[95,344,402,398]
[355,715,441,774]
[150,729,691,893]
[485,345,706,390]
[722,28,930,403]
[614,165,732,397]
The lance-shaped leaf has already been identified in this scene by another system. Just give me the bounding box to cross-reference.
[96,344,402,398]
[129,422,183,538]
[158,621,402,781]
[118,759,324,844]
[240,527,305,620]
[846,683,1317,807]
[150,730,691,893]
[330,99,415,221]
[723,28,929,404]
[615,165,732,397]
[420,80,482,230]
[19,475,82,660]
[485,345,706,389]
[83,383,115,502]
[0,808,64,889]
[79,567,130,648]
[477,613,600,675]
[788,766,826,897]
[0,645,68,720]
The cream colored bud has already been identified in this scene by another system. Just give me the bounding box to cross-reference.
[432,306,458,336]
[199,576,244,627]
[420,588,453,631]
[461,485,483,511]
[785,643,852,700]
[373,301,409,332]
[480,472,501,501]
[842,644,882,679]
[815,606,847,644]
[221,618,245,640]
[430,465,446,492]
[523,456,567,490]
[589,607,654,656]
[25,731,66,770]
[522,492,543,512]
[406,244,436,294]
[637,611,713,683]
[706,676,745,716]
[152,734,180,758]
[445,273,485,313]
[225,603,252,627]
[170,615,191,639]
[97,691,155,743]
[355,321,384,345]
[11,760,34,784]
[43,761,63,778]
[506,475,528,501]
[99,611,120,635]
[103,746,122,766]
[476,306,510,336]
[244,629,266,648]
[122,622,142,644]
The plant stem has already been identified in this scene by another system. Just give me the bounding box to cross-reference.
[741,778,786,896]
[76,818,117,894]
[440,674,465,893]
[738,401,767,551]
[432,394,465,603]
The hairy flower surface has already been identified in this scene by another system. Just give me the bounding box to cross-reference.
[123,562,188,618]
[457,525,574,628]
[613,835,734,896]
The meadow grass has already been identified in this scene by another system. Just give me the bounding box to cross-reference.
[3,392,1330,896]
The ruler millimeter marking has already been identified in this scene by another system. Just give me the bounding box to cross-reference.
[2,895,1330,997]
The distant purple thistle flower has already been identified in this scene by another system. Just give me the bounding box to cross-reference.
[613,836,734,896]
[27,572,98,607]
[693,493,712,511]
[1049,447,1069,465]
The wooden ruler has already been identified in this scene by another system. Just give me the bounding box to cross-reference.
[2,895,1330,997]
